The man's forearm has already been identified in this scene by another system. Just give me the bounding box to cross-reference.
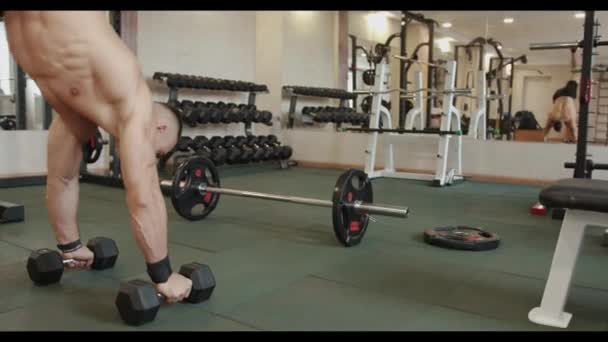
[126,185,169,264]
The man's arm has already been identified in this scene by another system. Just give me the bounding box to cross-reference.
[118,116,168,264]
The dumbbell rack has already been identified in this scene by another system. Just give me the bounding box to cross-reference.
[154,72,290,170]
[153,72,270,137]
[282,85,359,130]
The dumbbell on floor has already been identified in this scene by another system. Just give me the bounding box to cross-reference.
[26,237,119,286]
[115,262,215,326]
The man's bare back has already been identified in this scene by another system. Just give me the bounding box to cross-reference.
[3,11,192,303]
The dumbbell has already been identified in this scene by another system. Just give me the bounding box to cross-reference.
[237,104,257,124]
[234,136,254,163]
[224,105,244,123]
[244,136,266,163]
[258,111,273,125]
[208,102,228,124]
[26,237,119,286]
[220,103,239,124]
[225,145,243,164]
[115,262,215,326]
[257,136,281,160]
[176,136,194,152]
[247,136,274,161]
[180,100,199,127]
[195,102,215,124]
[192,136,227,166]
[266,135,293,160]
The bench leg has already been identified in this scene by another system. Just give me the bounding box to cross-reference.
[529,209,587,328]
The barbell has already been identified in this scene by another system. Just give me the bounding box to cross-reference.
[160,156,410,247]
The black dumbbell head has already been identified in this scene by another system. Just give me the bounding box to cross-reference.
[87,237,119,270]
[279,146,293,160]
[226,146,242,164]
[115,279,161,326]
[239,146,254,163]
[251,146,265,162]
[178,262,216,303]
[211,148,227,166]
[26,248,64,286]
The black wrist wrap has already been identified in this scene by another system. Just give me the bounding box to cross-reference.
[147,256,172,284]
[57,239,83,253]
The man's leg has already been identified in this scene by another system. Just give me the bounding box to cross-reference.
[564,120,577,143]
[543,115,555,137]
[46,113,96,267]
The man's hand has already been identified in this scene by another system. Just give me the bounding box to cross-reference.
[61,245,95,269]
[155,273,193,303]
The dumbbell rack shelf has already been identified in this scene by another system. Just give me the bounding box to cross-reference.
[153,72,271,137]
[282,85,359,130]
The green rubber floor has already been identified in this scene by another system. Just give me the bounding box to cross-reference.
[1,164,608,331]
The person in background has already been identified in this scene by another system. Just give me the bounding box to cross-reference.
[544,80,578,143]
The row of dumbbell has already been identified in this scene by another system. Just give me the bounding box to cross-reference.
[176,135,293,166]
[0,117,16,130]
[154,72,268,92]
[179,100,273,127]
[301,107,370,126]
[284,85,357,100]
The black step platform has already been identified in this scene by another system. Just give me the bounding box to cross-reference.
[0,201,25,223]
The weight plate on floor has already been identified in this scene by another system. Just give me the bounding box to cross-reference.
[171,157,221,221]
[423,226,500,251]
[332,169,372,247]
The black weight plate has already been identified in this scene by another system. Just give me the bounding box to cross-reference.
[171,157,221,221]
[423,226,500,251]
[332,169,372,247]
[83,128,104,164]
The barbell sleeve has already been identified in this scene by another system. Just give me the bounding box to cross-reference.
[529,41,581,50]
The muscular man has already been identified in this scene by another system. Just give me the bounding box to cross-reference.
[544,80,578,143]
[2,11,191,303]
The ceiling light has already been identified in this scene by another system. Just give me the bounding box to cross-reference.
[503,17,514,24]
[575,12,585,19]
[435,37,455,53]
[442,22,452,28]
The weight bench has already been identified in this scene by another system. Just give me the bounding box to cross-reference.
[528,178,608,328]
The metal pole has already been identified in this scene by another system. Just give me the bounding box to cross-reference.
[159,180,410,218]
[43,101,52,130]
[15,65,26,130]
[349,34,357,92]
[574,11,595,178]
[426,22,435,130]
[399,12,407,129]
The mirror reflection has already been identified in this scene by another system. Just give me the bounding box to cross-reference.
[0,18,53,131]
[346,11,606,145]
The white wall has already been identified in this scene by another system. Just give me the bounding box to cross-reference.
[138,11,261,139]
[0,131,48,176]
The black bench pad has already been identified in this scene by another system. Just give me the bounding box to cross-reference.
[540,178,608,213]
